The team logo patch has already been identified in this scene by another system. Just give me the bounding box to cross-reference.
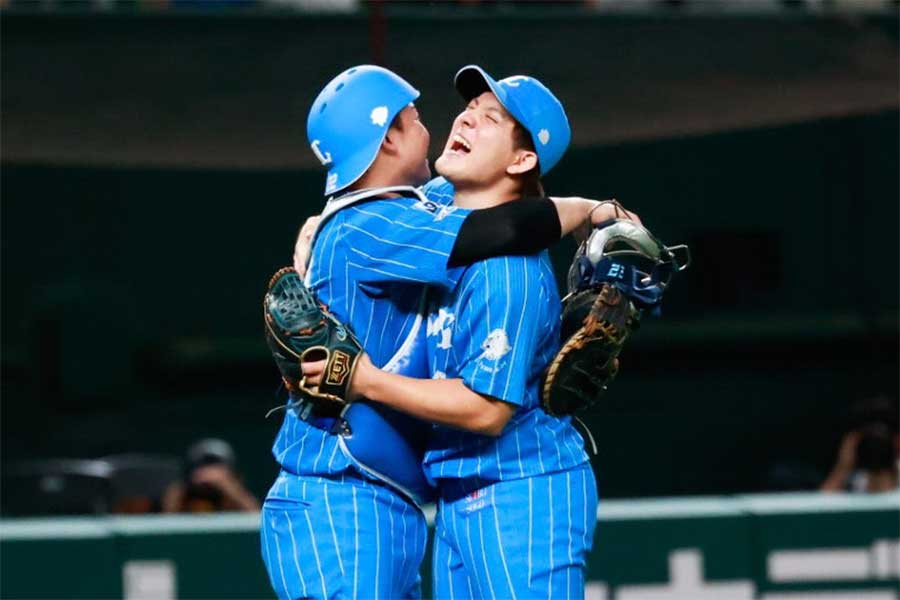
[427,308,455,350]
[310,139,332,165]
[538,129,551,146]
[462,488,489,514]
[478,329,512,361]
[370,106,389,127]
[325,350,352,386]
[504,76,530,87]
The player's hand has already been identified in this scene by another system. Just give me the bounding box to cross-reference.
[300,352,372,402]
[293,215,321,276]
[590,199,641,226]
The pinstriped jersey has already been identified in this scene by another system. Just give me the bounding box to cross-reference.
[422,250,590,483]
[269,189,471,482]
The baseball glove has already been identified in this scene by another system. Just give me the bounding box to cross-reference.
[264,267,363,415]
[542,219,689,416]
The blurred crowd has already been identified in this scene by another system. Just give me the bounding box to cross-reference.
[1,438,259,517]
[820,396,899,494]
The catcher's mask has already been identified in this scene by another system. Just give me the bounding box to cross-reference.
[567,219,690,310]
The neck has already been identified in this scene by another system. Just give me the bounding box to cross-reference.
[351,161,413,194]
[451,180,520,209]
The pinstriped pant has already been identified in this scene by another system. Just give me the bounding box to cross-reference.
[260,475,428,600]
[432,465,598,600]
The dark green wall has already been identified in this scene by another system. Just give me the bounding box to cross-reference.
[2,111,897,501]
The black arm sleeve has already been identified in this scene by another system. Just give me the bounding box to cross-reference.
[448,197,562,268]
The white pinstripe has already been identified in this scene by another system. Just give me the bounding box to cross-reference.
[310,432,328,473]
[284,511,307,599]
[477,508,498,600]
[349,245,421,271]
[326,437,341,470]
[464,511,488,597]
[362,292,377,348]
[582,468,591,553]
[547,476,554,600]
[491,488,517,600]
[323,483,345,576]
[527,478,534,586]
[263,513,290,599]
[442,525,455,600]
[373,492,381,596]
[303,510,328,599]
[349,206,459,238]
[348,261,434,284]
[344,223,450,257]
[566,470,573,600]
[352,486,360,599]
[387,493,397,594]
[347,259,356,323]
[377,300,394,361]
[400,493,410,588]
[533,411,546,474]
[513,428,525,479]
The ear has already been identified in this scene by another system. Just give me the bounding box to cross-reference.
[506,150,538,175]
[381,130,401,157]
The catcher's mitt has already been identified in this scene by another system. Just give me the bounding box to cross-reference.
[264,267,363,416]
[542,219,689,416]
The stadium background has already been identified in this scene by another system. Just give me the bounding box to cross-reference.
[1,1,898,598]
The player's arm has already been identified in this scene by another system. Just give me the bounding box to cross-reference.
[301,354,514,436]
[351,357,516,436]
[301,258,544,436]
[293,196,640,276]
[447,196,640,267]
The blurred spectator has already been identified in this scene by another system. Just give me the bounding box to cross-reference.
[821,397,900,494]
[162,439,259,512]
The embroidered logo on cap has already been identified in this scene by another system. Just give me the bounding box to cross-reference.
[370,106,389,126]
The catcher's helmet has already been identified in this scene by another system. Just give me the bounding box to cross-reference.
[453,65,570,175]
[307,66,419,196]
[568,219,691,310]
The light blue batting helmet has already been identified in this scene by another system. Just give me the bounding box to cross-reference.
[307,65,420,196]
[453,65,571,176]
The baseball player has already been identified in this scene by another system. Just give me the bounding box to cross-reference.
[262,65,635,599]
[301,66,598,598]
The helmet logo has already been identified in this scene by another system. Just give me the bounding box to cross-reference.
[504,76,530,87]
[311,140,332,166]
[537,129,550,145]
[370,106,389,127]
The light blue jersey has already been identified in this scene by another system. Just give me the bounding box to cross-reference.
[262,187,471,600]
[423,252,590,483]
[422,231,596,600]
[268,190,470,484]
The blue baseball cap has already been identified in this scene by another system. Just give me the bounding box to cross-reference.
[453,65,571,176]
[307,65,419,196]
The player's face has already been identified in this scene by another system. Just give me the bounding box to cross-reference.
[392,104,432,187]
[434,92,521,187]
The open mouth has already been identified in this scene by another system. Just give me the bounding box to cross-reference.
[448,133,472,155]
